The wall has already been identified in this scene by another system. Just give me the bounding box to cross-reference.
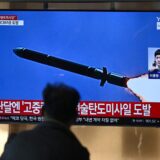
[72,126,160,160]
[0,125,9,156]
[1,124,160,160]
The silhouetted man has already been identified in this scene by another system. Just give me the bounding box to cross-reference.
[1,83,90,160]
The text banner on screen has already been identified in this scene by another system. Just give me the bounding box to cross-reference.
[0,100,160,126]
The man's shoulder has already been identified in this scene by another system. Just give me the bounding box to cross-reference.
[9,127,40,144]
[149,68,160,73]
[9,130,33,144]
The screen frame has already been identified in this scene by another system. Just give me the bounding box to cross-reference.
[0,9,160,126]
[0,0,159,2]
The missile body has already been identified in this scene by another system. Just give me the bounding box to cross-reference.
[14,47,128,87]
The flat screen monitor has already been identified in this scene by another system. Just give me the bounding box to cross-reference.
[0,10,160,126]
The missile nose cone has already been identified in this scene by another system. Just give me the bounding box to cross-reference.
[13,47,26,56]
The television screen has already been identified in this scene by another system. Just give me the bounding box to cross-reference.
[0,10,160,126]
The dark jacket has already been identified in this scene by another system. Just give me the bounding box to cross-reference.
[1,121,89,160]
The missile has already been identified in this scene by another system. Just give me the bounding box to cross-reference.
[13,47,128,87]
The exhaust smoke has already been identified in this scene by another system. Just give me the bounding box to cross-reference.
[127,74,160,102]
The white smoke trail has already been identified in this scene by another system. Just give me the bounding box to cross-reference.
[127,74,160,102]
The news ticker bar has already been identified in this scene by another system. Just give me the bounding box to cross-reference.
[75,117,160,127]
[0,100,160,126]
[0,115,159,127]
[0,100,160,118]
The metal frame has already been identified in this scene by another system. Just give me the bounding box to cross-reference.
[0,0,160,2]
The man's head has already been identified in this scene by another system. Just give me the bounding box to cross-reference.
[42,83,80,125]
[154,49,160,68]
